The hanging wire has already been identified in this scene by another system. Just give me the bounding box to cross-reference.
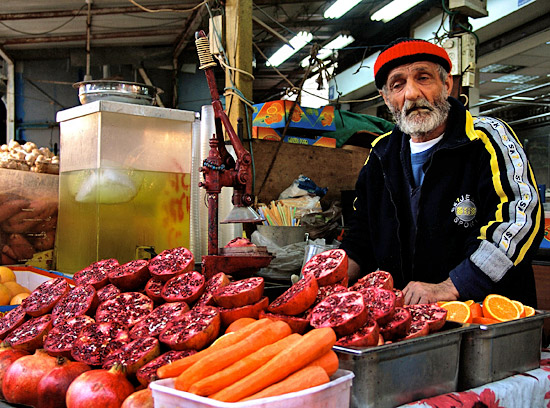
[0,4,86,35]
[126,0,208,13]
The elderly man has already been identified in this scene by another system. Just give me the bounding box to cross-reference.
[340,38,543,306]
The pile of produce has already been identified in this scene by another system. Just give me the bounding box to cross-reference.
[0,245,451,407]
[0,141,59,174]
[439,294,536,325]
[0,192,57,265]
[0,266,31,306]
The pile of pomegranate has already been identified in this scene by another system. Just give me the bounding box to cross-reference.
[0,245,448,408]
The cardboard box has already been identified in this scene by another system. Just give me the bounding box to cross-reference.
[150,369,354,408]
[252,127,336,148]
[252,101,336,131]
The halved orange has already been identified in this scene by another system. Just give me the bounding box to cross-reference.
[440,301,472,323]
[472,316,500,325]
[469,302,483,318]
[524,305,536,317]
[482,294,520,322]
[464,300,474,306]
[512,300,526,318]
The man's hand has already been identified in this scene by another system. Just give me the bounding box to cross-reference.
[403,277,459,305]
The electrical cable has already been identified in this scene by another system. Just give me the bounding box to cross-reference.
[0,4,86,36]
[126,0,208,13]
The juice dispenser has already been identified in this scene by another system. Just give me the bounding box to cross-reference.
[55,100,196,274]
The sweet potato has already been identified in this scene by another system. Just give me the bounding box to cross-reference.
[175,320,292,391]
[188,333,302,396]
[157,318,273,379]
[241,365,329,401]
[210,327,336,402]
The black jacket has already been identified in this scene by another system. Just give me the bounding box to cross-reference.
[340,97,543,306]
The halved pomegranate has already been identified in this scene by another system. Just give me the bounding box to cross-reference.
[71,321,130,366]
[148,247,194,282]
[212,277,264,308]
[73,259,120,290]
[405,303,447,333]
[161,271,205,304]
[0,306,26,340]
[95,292,154,328]
[144,277,165,304]
[136,350,196,385]
[44,315,96,358]
[102,336,161,376]
[393,289,405,307]
[51,284,98,326]
[309,291,368,337]
[129,301,190,339]
[194,272,230,307]
[358,286,396,326]
[267,273,318,316]
[349,270,394,291]
[21,277,70,317]
[159,305,220,350]
[108,259,151,292]
[4,314,53,352]
[258,310,310,334]
[379,306,411,341]
[302,248,348,286]
[401,319,430,340]
[335,318,380,347]
[97,283,121,303]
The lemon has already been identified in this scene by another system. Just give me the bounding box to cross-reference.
[0,284,11,306]
[3,281,31,298]
[10,292,30,305]
[0,267,16,283]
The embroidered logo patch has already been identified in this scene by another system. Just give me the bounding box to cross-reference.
[452,194,477,228]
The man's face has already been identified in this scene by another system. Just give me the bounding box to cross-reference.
[380,61,453,140]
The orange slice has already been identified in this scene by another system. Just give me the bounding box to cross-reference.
[512,300,526,318]
[464,300,474,306]
[440,301,472,323]
[472,316,500,325]
[524,305,536,317]
[469,302,483,318]
[482,294,520,322]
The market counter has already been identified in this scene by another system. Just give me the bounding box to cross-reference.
[401,349,550,407]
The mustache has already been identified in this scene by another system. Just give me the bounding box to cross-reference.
[403,99,434,115]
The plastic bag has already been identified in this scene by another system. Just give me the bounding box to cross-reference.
[300,202,343,241]
[279,175,328,199]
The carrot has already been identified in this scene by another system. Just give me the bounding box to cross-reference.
[157,318,273,379]
[174,320,292,391]
[210,327,336,402]
[241,365,329,402]
[305,349,339,377]
[188,333,302,396]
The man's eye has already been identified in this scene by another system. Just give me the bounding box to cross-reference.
[390,82,403,91]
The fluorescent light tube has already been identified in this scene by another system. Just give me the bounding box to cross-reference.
[266,31,313,67]
[300,34,355,67]
[371,0,423,22]
[324,0,362,19]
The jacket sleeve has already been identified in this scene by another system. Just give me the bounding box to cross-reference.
[339,160,377,273]
[450,115,544,297]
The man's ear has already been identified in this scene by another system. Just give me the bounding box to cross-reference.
[379,90,388,105]
[445,73,453,94]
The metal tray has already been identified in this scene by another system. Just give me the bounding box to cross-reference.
[458,309,550,391]
[73,80,157,105]
[334,321,475,408]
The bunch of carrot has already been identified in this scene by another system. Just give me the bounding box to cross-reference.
[156,318,338,402]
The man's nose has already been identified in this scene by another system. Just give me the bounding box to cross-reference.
[404,80,422,100]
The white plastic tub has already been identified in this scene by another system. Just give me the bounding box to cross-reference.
[150,369,354,408]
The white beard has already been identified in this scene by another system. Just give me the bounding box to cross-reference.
[388,90,451,138]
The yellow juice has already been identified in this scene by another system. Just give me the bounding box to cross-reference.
[56,168,191,274]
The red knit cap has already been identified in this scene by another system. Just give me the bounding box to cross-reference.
[374,38,452,89]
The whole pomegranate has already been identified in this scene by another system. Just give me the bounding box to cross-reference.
[37,359,91,408]
[0,345,29,399]
[121,388,154,408]
[2,348,58,407]
[66,364,134,408]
